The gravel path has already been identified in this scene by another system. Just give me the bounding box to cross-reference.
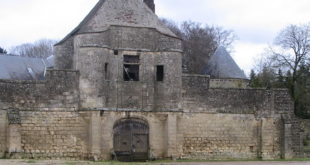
[0,160,310,165]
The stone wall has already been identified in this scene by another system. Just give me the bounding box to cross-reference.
[74,26,182,52]
[0,68,82,159]
[274,90,302,157]
[260,118,282,159]
[0,70,79,110]
[54,37,74,69]
[0,110,7,158]
[19,110,89,160]
[108,26,182,51]
[56,26,182,71]
[274,90,295,115]
[209,79,248,89]
[75,47,182,111]
[0,72,301,160]
[79,111,266,160]
[182,74,300,159]
[178,114,260,160]
[182,78,266,114]
[0,109,300,160]
[182,75,294,115]
[75,111,285,160]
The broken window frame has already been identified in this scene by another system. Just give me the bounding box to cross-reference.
[123,55,140,81]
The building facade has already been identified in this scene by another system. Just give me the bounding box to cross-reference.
[0,0,304,161]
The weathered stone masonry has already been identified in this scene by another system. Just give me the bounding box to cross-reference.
[0,0,305,161]
[0,110,7,158]
[0,72,303,160]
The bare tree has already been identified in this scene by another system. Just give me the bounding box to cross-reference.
[211,26,236,52]
[10,39,58,58]
[266,23,310,116]
[270,24,310,88]
[160,18,183,38]
[0,46,7,54]
[161,19,237,74]
[181,21,217,73]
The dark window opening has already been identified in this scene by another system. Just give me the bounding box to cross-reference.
[104,63,109,80]
[100,111,104,117]
[124,55,139,64]
[114,50,119,55]
[156,65,164,81]
[123,55,140,81]
[124,64,139,81]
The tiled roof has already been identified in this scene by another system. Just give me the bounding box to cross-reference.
[0,54,54,80]
[204,47,247,79]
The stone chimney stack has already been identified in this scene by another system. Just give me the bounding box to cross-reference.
[143,0,155,13]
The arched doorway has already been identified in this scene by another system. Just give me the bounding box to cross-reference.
[113,118,149,161]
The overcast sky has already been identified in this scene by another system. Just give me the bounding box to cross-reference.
[0,0,310,75]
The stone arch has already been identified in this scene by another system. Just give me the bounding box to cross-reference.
[113,117,149,161]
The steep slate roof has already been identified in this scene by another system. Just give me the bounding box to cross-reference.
[45,55,55,68]
[0,54,55,80]
[56,0,177,45]
[204,47,247,79]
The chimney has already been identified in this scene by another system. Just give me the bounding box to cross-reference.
[143,0,155,13]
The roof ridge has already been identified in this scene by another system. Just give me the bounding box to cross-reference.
[55,0,106,45]
[0,54,46,59]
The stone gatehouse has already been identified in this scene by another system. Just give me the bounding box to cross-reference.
[0,0,304,161]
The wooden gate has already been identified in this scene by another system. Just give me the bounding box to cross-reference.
[113,118,149,161]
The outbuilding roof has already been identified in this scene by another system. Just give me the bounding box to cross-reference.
[0,54,54,80]
[204,47,247,79]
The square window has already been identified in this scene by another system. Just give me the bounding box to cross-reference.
[124,64,139,81]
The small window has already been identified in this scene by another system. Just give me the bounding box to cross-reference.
[156,65,164,81]
[100,111,104,117]
[123,55,140,81]
[114,50,119,55]
[104,63,109,80]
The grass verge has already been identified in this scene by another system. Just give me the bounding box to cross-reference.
[63,158,310,165]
